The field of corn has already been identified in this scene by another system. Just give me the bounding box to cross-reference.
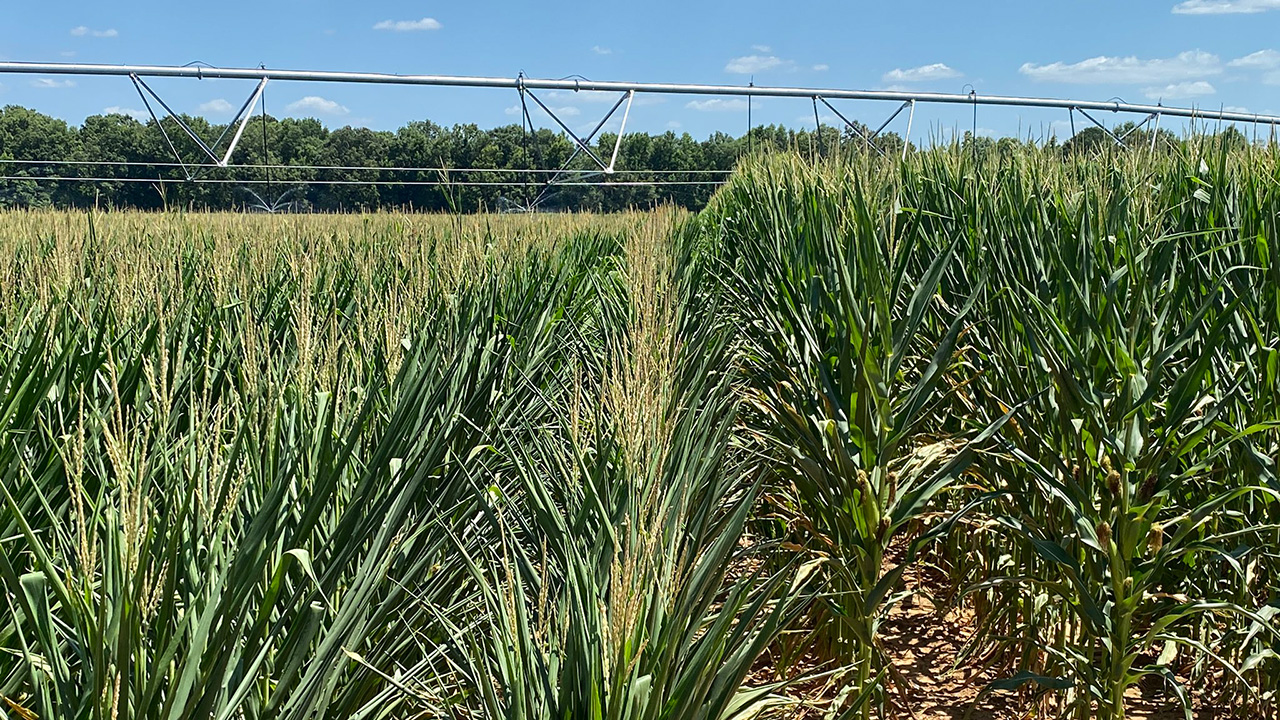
[1,144,1278,720]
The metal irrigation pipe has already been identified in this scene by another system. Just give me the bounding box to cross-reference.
[2,61,1278,126]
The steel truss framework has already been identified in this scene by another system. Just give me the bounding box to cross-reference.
[2,61,1279,208]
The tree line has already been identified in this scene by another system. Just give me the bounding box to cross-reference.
[0,104,1244,212]
[0,106,875,212]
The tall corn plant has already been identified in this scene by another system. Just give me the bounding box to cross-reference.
[1225,145,1280,715]
[701,156,994,716]
[971,149,1280,719]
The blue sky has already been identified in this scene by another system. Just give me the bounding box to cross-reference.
[2,0,1280,145]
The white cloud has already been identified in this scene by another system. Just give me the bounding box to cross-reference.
[812,63,829,71]
[1019,50,1221,84]
[1142,80,1216,99]
[1223,105,1251,113]
[70,26,117,37]
[592,45,612,55]
[60,50,76,57]
[199,99,235,115]
[103,106,147,121]
[796,113,840,126]
[1173,0,1280,13]
[686,98,751,112]
[286,96,349,116]
[882,63,962,83]
[1228,49,1280,69]
[504,104,580,117]
[666,120,682,129]
[751,44,772,53]
[725,55,785,74]
[31,78,75,88]
[1049,120,1076,138]
[372,18,442,31]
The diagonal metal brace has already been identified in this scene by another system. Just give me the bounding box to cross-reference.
[1075,107,1127,148]
[525,89,626,171]
[131,74,269,174]
[526,89,632,207]
[131,74,191,179]
[188,77,268,180]
[606,90,635,174]
[218,77,269,166]
[132,74,221,163]
[816,96,887,158]
[869,100,912,140]
[1114,111,1157,146]
[902,100,916,160]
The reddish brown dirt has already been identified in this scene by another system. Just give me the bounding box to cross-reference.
[761,552,1235,719]
[875,590,1212,719]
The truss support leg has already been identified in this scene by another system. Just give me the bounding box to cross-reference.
[813,96,823,159]
[525,89,626,171]
[131,74,190,179]
[526,89,631,206]
[186,77,273,179]
[817,96,887,158]
[133,74,221,163]
[869,101,911,140]
[517,80,539,211]
[1116,111,1157,146]
[220,78,270,167]
[606,90,634,173]
[130,73,274,179]
[902,100,915,160]
[815,98,911,158]
[1076,107,1127,148]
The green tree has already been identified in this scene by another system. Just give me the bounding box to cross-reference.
[74,113,151,208]
[1062,126,1115,155]
[316,126,392,211]
[0,105,80,208]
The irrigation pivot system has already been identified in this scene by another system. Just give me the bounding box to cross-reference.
[3,61,1279,208]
